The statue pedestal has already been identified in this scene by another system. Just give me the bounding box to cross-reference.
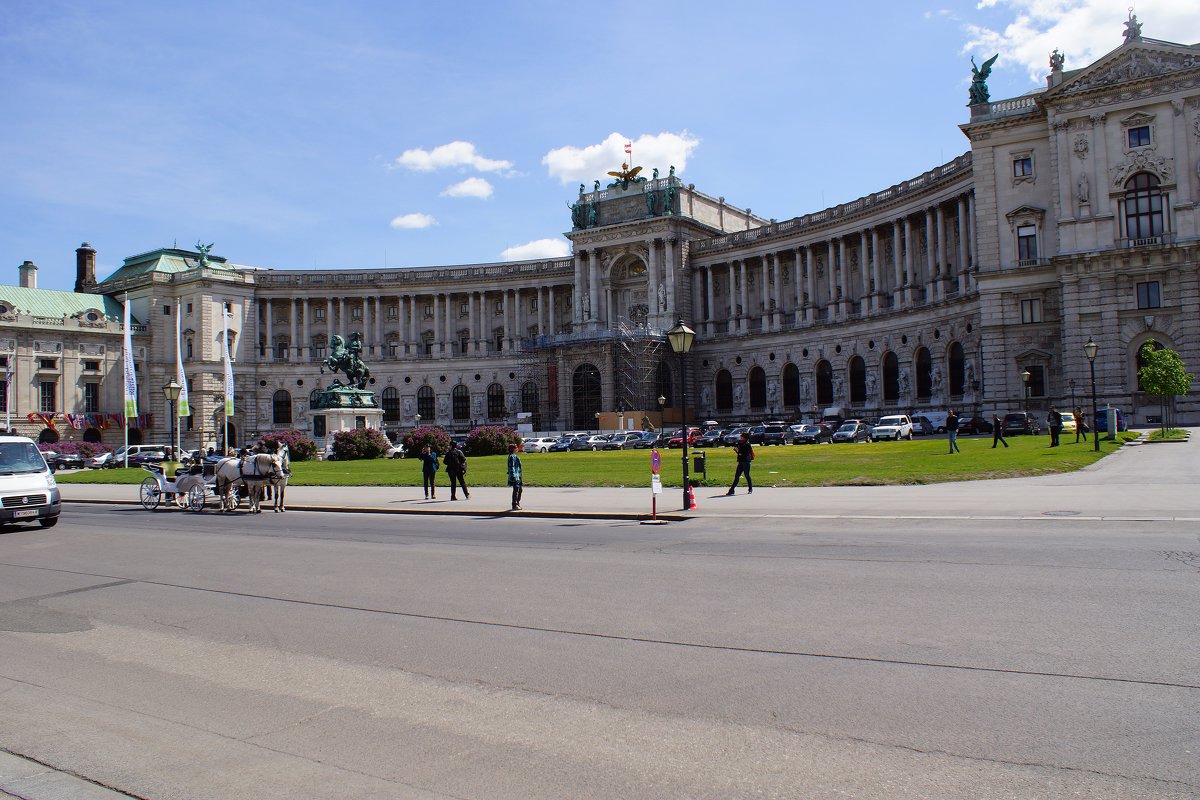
[310,385,382,444]
[315,406,384,439]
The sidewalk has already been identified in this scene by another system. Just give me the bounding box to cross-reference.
[60,433,1198,522]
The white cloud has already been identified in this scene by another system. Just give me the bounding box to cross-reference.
[962,0,1200,83]
[389,213,437,229]
[542,131,700,185]
[441,177,494,199]
[393,141,513,173]
[501,238,570,261]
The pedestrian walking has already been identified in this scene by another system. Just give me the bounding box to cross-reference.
[1047,407,1062,447]
[726,432,754,495]
[946,409,961,453]
[1074,406,1088,443]
[506,443,523,510]
[444,441,469,500]
[419,444,440,499]
[991,413,1009,448]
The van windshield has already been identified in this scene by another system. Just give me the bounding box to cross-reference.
[0,442,49,475]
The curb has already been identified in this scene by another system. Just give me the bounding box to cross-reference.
[62,498,692,523]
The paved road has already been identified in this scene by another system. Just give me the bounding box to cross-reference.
[2,469,1198,800]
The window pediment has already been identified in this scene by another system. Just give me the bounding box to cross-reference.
[1005,205,1046,227]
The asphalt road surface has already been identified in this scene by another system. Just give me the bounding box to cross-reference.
[1,504,1197,799]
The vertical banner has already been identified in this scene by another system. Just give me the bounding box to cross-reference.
[175,301,190,417]
[122,293,138,418]
[222,308,234,417]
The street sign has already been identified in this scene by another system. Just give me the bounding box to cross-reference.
[651,475,662,494]
[650,449,661,475]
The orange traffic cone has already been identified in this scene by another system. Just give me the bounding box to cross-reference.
[686,484,697,510]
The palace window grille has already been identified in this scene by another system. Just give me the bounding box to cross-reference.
[749,366,766,409]
[273,390,292,425]
[452,385,470,421]
[715,370,733,412]
[417,386,435,420]
[815,361,833,406]
[382,387,400,423]
[487,383,506,419]
[883,352,899,403]
[915,348,932,400]
[1124,173,1165,240]
[849,357,866,404]
[782,363,800,407]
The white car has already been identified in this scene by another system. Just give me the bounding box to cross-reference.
[386,443,405,459]
[523,437,558,453]
[870,415,914,441]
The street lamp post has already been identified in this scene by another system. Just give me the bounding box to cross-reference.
[1020,368,1031,414]
[1069,378,1076,415]
[1084,338,1099,452]
[415,413,421,429]
[162,379,181,458]
[666,318,696,511]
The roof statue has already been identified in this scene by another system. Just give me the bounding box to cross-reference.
[607,162,648,190]
[196,241,214,268]
[968,54,999,106]
[1050,48,1064,72]
[1123,9,1142,43]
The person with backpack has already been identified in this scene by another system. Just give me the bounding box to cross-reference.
[727,432,755,495]
[444,441,469,500]
[418,444,440,499]
[1047,407,1062,447]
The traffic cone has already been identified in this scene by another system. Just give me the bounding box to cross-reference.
[687,484,697,510]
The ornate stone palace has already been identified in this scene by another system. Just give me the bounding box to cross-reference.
[3,20,1197,447]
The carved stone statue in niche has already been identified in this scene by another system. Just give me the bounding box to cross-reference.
[866,370,878,398]
[699,384,712,409]
[898,369,911,399]
[733,382,745,408]
[1077,171,1090,204]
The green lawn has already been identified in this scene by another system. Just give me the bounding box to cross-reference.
[1146,428,1188,441]
[56,432,1139,488]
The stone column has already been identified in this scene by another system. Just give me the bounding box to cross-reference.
[288,300,297,361]
[934,205,946,300]
[759,254,770,330]
[902,218,914,306]
[408,296,417,356]
[664,237,676,317]
[967,192,977,291]
[646,240,659,321]
[870,228,881,313]
[547,285,556,336]
[859,231,870,313]
[771,253,783,329]
[738,259,748,334]
[588,254,600,328]
[727,262,737,334]
[828,239,839,320]
[892,222,903,307]
[1091,114,1111,217]
[792,248,803,325]
[805,247,816,324]
[302,298,311,361]
[705,266,716,335]
[924,208,936,302]
[573,251,585,326]
[429,293,440,355]
[376,297,384,356]
[264,299,274,362]
[957,197,969,294]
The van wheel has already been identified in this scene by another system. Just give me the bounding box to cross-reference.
[906,432,913,441]
[39,517,58,528]
[936,427,946,434]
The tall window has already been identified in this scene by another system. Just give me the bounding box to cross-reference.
[1022,365,1046,398]
[1127,126,1151,148]
[487,383,506,419]
[849,357,866,403]
[0,379,7,413]
[1017,225,1038,262]
[715,370,733,412]
[815,360,833,406]
[453,385,470,421]
[40,381,56,413]
[1021,299,1042,323]
[883,352,899,402]
[915,348,932,400]
[382,387,400,422]
[1135,340,1165,392]
[655,362,673,408]
[572,364,601,428]
[782,363,799,407]
[417,385,435,420]
[1136,281,1161,309]
[84,383,100,413]
[521,381,539,428]
[1124,173,1164,240]
[748,367,766,409]
[272,390,292,425]
[948,342,965,397]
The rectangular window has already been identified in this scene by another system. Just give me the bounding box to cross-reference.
[1127,126,1151,148]
[186,302,193,314]
[1024,365,1046,398]
[83,383,100,413]
[0,356,6,369]
[352,306,363,319]
[425,340,433,356]
[224,302,232,313]
[1136,281,1161,309]
[163,305,171,315]
[495,333,504,351]
[313,415,326,438]
[1017,225,1038,262]
[389,343,398,357]
[83,360,100,371]
[388,305,398,319]
[40,381,56,413]
[186,340,193,359]
[315,307,326,321]
[1013,157,1033,177]
[423,304,433,319]
[1020,299,1042,323]
[39,358,57,370]
[460,303,469,316]
[460,336,469,354]
[0,380,7,412]
[494,301,503,315]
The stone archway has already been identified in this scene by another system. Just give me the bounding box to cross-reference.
[607,254,650,324]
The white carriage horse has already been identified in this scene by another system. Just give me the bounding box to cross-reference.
[266,443,290,512]
[214,452,283,513]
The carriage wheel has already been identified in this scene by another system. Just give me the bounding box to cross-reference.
[187,484,206,512]
[223,486,241,511]
[139,477,162,511]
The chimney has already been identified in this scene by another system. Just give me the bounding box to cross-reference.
[75,242,97,293]
[18,260,37,289]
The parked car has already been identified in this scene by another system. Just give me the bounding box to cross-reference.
[385,443,406,459]
[1093,406,1128,433]
[87,451,114,469]
[760,424,793,445]
[548,436,575,452]
[571,434,609,451]
[746,425,767,444]
[870,415,914,441]
[794,423,834,444]
[1056,412,1077,435]
[722,426,751,446]
[911,415,936,436]
[1003,411,1042,436]
[523,437,559,453]
[667,427,702,448]
[46,452,86,471]
[629,431,659,449]
[694,429,726,448]
[601,432,642,450]
[832,421,871,443]
[127,449,168,466]
[957,416,994,435]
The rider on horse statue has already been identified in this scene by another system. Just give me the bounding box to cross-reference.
[321,332,371,390]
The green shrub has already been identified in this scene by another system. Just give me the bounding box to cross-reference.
[258,429,319,461]
[465,425,522,456]
[331,427,392,460]
[401,426,451,458]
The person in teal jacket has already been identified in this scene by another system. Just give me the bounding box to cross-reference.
[506,443,523,510]
[419,444,440,499]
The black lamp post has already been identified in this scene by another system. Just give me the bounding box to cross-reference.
[162,379,181,458]
[666,318,695,510]
[1020,368,1031,414]
[1068,378,1076,415]
[1084,338,1099,452]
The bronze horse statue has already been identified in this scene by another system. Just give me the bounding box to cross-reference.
[321,333,371,390]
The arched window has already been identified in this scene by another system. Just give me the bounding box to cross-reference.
[272,390,292,425]
[849,356,866,404]
[487,384,506,419]
[715,370,733,412]
[1124,173,1164,240]
[521,381,539,415]
[452,385,470,421]
[656,362,674,407]
[382,387,400,422]
[573,364,602,427]
[915,348,932,400]
[782,363,800,407]
[883,352,899,402]
[748,367,766,409]
[815,360,833,406]
[417,385,434,420]
[1136,339,1165,392]
[948,342,965,396]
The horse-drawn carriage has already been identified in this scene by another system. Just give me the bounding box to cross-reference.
[137,445,290,513]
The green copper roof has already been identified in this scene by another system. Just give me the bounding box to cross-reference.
[0,284,126,321]
[98,246,230,285]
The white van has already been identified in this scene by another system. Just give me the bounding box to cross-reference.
[913,411,950,433]
[0,435,61,528]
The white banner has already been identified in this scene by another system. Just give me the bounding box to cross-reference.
[222,308,234,417]
[175,301,190,417]
[122,293,137,418]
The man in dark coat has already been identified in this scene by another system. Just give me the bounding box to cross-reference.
[727,432,754,495]
[444,442,470,500]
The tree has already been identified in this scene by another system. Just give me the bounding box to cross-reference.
[1137,340,1194,435]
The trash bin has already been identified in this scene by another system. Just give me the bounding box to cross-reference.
[692,450,706,479]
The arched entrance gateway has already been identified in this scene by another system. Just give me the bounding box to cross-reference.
[608,256,651,324]
[572,363,601,428]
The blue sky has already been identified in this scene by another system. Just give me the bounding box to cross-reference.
[2,0,1196,291]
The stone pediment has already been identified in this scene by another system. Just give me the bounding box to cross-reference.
[1048,40,1200,99]
[1005,205,1046,223]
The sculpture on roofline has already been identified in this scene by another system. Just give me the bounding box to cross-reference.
[968,54,999,105]
[1050,48,1064,71]
[1123,10,1142,43]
